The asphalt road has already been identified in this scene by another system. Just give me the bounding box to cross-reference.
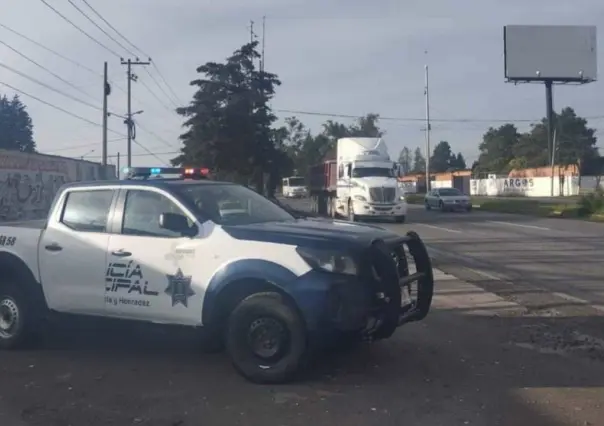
[1,202,604,426]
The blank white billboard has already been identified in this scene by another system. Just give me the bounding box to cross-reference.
[504,25,597,82]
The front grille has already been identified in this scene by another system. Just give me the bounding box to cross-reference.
[369,187,396,203]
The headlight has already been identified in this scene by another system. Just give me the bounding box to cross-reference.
[353,195,367,202]
[296,247,358,275]
[399,195,405,201]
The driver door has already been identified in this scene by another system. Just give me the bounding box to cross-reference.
[105,188,203,326]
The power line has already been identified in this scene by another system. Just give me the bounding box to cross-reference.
[67,0,136,57]
[274,108,604,124]
[135,122,176,148]
[80,0,148,57]
[138,78,175,113]
[143,67,179,109]
[78,0,183,106]
[0,20,130,98]
[39,0,120,58]
[0,80,126,137]
[0,39,98,102]
[0,61,105,112]
[46,137,127,152]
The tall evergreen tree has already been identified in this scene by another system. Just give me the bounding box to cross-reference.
[0,94,36,152]
[173,42,280,189]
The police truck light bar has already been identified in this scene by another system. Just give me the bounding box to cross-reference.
[123,167,210,180]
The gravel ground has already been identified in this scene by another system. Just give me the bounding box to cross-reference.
[1,200,603,425]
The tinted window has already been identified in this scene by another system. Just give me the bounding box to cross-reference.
[352,167,394,178]
[438,188,462,196]
[61,190,114,232]
[288,177,305,186]
[171,183,294,225]
[122,190,190,238]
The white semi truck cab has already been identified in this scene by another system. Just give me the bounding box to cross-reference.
[335,138,407,223]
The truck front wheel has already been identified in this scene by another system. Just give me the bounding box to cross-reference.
[225,292,308,384]
[0,282,41,349]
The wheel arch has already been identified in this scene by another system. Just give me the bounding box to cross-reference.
[202,259,305,330]
[0,251,48,310]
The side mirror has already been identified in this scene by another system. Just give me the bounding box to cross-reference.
[159,212,196,236]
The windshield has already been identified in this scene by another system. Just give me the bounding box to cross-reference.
[352,167,394,178]
[171,183,295,225]
[438,188,462,196]
[286,177,305,186]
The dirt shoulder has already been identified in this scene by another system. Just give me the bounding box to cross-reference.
[0,270,603,426]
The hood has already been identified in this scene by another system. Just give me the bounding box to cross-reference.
[222,218,397,250]
[352,176,398,188]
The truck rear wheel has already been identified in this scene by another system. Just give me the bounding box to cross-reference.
[225,292,308,384]
[0,282,42,349]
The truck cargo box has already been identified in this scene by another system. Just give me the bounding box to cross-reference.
[308,160,337,193]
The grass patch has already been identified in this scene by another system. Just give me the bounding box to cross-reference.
[403,192,604,221]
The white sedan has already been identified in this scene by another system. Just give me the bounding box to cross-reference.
[424,188,472,212]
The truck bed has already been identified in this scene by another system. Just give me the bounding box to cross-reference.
[0,220,46,229]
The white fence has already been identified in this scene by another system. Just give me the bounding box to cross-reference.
[0,149,116,221]
[463,176,602,197]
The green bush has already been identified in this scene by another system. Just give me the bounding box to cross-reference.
[577,189,604,216]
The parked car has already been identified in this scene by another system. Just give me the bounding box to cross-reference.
[424,188,472,212]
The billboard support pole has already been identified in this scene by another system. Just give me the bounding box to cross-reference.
[545,79,554,196]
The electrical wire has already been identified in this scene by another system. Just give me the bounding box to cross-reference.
[138,78,176,113]
[47,137,127,152]
[274,108,604,124]
[135,122,177,148]
[0,80,126,137]
[0,39,98,103]
[67,0,137,57]
[0,20,130,99]
[78,0,183,106]
[0,62,105,112]
[39,0,121,58]
[143,67,180,109]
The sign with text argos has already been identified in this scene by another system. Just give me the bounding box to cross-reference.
[503,178,534,192]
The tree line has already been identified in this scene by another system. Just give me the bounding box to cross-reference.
[0,39,600,192]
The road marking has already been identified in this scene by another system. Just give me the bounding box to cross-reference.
[464,267,507,282]
[552,292,604,313]
[487,220,551,231]
[418,223,462,233]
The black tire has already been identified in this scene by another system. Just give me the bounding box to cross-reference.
[466,205,473,212]
[225,292,308,384]
[425,201,431,210]
[395,215,406,223]
[439,201,446,212]
[0,281,42,350]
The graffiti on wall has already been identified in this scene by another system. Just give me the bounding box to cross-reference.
[0,150,115,221]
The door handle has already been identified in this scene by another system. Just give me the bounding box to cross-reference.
[44,243,63,252]
[111,249,132,257]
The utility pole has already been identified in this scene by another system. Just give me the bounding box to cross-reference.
[116,152,120,178]
[261,16,266,72]
[424,64,432,192]
[120,57,150,168]
[102,61,110,177]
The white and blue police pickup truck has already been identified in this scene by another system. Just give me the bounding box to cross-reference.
[0,167,434,384]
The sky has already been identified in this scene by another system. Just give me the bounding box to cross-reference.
[0,0,602,170]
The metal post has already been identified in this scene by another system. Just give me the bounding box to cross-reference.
[102,61,108,175]
[551,127,557,197]
[545,80,554,196]
[126,59,132,168]
[424,64,431,192]
[120,58,150,168]
[116,152,120,178]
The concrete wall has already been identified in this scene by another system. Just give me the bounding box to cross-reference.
[469,176,582,197]
[0,149,116,221]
